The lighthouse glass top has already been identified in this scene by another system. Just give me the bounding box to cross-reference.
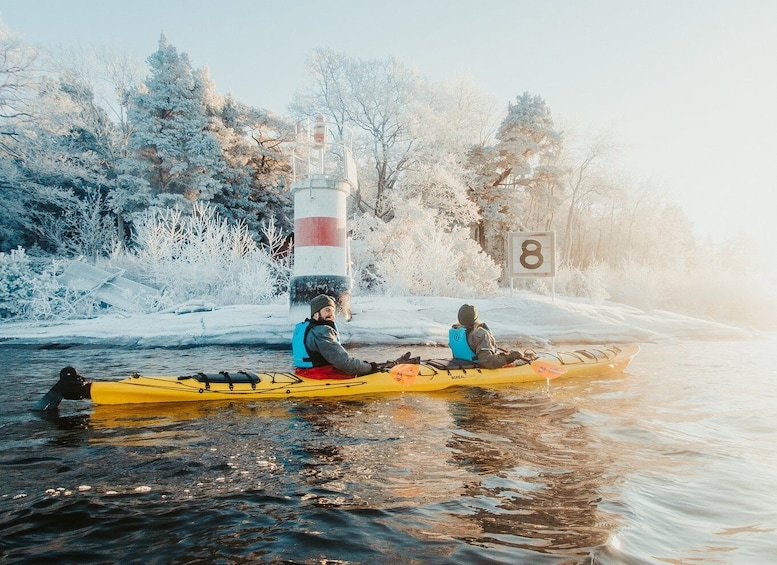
[292,116,358,189]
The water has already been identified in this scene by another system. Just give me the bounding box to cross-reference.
[1,339,776,564]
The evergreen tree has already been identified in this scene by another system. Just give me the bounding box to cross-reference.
[204,90,294,245]
[125,35,224,208]
[468,92,563,268]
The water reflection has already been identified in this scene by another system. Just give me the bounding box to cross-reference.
[244,385,620,558]
[285,394,465,507]
[446,387,618,557]
[32,408,91,431]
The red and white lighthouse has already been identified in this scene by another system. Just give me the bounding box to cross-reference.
[289,116,358,321]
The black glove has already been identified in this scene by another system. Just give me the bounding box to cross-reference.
[368,353,420,374]
[505,351,522,364]
[393,352,420,365]
[369,361,392,373]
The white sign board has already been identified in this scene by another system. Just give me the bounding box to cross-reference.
[507,232,556,278]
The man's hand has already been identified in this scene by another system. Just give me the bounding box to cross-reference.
[369,361,394,373]
[393,352,420,364]
[369,353,421,374]
[521,349,538,362]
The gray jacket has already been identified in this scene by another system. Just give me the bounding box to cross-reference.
[465,324,514,369]
[305,323,374,376]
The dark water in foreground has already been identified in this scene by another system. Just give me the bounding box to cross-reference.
[1,339,776,564]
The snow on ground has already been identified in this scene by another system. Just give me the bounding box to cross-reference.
[0,292,756,349]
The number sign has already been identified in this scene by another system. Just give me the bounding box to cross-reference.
[507,232,555,278]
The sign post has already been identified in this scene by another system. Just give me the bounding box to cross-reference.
[507,232,556,299]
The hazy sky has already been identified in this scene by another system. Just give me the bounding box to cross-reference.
[2,0,776,252]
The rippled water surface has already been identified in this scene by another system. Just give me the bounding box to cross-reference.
[1,338,776,564]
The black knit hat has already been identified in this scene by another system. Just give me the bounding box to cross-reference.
[310,294,336,316]
[458,304,479,326]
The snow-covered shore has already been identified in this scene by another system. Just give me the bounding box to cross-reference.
[0,293,756,349]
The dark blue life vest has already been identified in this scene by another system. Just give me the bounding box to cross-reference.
[292,319,340,368]
[448,326,478,362]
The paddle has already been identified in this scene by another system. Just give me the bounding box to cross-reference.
[389,363,420,386]
[530,360,567,392]
[530,360,567,378]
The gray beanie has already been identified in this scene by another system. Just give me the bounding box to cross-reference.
[458,304,479,326]
[310,294,336,316]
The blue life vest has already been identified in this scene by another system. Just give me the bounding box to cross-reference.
[448,326,478,362]
[292,319,340,368]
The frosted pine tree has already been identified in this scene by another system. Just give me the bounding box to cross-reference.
[203,87,294,245]
[468,92,563,269]
[125,35,224,208]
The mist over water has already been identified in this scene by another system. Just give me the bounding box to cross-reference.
[2,339,776,564]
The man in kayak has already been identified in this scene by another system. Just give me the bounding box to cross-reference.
[292,294,379,379]
[449,303,529,369]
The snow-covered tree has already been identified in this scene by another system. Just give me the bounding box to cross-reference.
[0,21,43,250]
[554,128,619,266]
[395,76,495,228]
[468,92,563,268]
[112,203,284,305]
[293,48,425,220]
[21,71,123,251]
[0,20,39,153]
[49,45,143,238]
[349,199,500,296]
[205,89,294,244]
[125,35,224,207]
[549,126,697,272]
[0,24,121,254]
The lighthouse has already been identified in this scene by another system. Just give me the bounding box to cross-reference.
[288,116,358,322]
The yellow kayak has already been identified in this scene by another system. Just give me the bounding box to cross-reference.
[48,345,639,406]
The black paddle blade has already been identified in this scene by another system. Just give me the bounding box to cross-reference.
[32,385,65,411]
[32,367,92,411]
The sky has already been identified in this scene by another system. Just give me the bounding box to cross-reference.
[2,0,776,252]
[0,294,755,349]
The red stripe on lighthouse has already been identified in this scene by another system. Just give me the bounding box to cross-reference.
[295,217,345,247]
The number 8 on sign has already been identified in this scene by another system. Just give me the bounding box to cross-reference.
[508,232,556,278]
[520,239,544,270]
